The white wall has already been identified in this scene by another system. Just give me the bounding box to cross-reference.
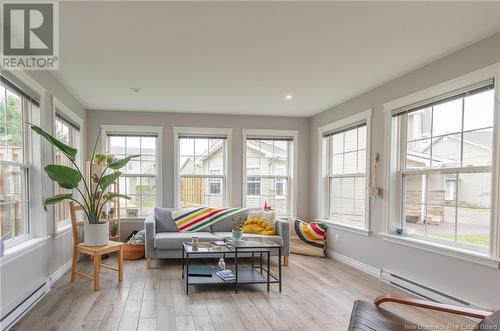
[0,70,86,320]
[310,33,500,309]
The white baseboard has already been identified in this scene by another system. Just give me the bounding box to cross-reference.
[0,281,49,331]
[326,249,381,278]
[49,259,72,287]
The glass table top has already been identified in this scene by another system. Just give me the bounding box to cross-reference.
[183,242,232,253]
[223,237,281,248]
[183,237,281,254]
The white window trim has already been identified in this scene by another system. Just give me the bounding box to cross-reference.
[173,127,232,208]
[1,69,46,249]
[242,129,299,217]
[317,109,373,234]
[100,125,163,216]
[383,63,500,261]
[52,97,84,233]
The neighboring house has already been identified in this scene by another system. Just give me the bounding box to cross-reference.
[405,130,492,224]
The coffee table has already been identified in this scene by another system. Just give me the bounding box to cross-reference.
[181,237,282,294]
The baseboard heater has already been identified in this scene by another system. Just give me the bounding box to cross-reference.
[380,270,474,308]
[0,282,48,331]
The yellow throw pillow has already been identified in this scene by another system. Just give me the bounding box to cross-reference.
[242,210,276,235]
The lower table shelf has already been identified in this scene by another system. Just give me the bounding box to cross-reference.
[186,267,278,285]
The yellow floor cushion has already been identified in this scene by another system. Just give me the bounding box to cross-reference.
[289,217,327,257]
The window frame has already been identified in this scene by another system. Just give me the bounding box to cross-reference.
[1,70,45,249]
[173,127,232,208]
[242,129,299,217]
[101,125,163,218]
[383,64,500,260]
[317,109,372,234]
[52,97,83,232]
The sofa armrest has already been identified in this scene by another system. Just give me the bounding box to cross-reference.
[144,214,156,258]
[276,218,290,256]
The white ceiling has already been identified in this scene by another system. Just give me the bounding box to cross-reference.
[53,1,500,117]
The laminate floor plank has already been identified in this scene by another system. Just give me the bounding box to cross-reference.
[12,254,476,331]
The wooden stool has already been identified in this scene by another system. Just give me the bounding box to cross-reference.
[69,202,124,291]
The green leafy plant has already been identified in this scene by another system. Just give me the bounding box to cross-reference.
[232,216,245,231]
[31,125,139,224]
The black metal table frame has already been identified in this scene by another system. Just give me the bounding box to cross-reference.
[181,242,282,295]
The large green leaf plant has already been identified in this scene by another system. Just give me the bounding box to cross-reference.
[31,125,139,224]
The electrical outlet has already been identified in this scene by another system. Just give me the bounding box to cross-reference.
[335,234,340,241]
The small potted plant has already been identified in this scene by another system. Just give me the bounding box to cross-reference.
[232,216,245,241]
[94,153,107,165]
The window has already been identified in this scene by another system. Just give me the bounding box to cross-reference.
[243,130,297,216]
[0,76,40,242]
[325,124,368,228]
[275,166,286,197]
[175,128,231,208]
[246,168,261,196]
[106,131,159,217]
[54,112,81,227]
[209,169,222,195]
[318,109,372,232]
[389,79,496,252]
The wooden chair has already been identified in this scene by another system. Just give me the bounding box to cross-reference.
[69,202,124,291]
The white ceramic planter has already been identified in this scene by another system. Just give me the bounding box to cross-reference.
[83,222,109,246]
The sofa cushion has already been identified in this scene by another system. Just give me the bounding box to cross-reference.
[154,232,219,250]
[212,232,283,246]
[154,208,178,232]
[210,210,249,232]
[242,210,276,235]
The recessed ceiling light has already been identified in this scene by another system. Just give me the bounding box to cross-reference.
[285,95,293,100]
[131,87,141,93]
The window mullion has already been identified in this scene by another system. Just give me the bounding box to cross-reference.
[423,173,428,236]
[400,115,408,228]
[429,106,434,168]
[454,171,459,242]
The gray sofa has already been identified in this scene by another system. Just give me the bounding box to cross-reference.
[145,207,290,267]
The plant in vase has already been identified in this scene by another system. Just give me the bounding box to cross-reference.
[30,125,138,246]
[232,216,245,241]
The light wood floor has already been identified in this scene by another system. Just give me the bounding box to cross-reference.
[12,254,474,331]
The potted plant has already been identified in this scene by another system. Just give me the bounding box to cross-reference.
[31,125,138,246]
[232,216,245,241]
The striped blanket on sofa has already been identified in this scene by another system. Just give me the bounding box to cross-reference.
[172,207,247,232]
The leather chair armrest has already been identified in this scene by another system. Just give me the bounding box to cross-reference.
[374,295,492,319]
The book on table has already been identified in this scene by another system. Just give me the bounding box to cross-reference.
[188,265,212,277]
[216,269,235,281]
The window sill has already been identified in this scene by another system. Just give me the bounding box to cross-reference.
[0,237,49,266]
[120,217,146,222]
[321,220,371,236]
[381,233,500,269]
